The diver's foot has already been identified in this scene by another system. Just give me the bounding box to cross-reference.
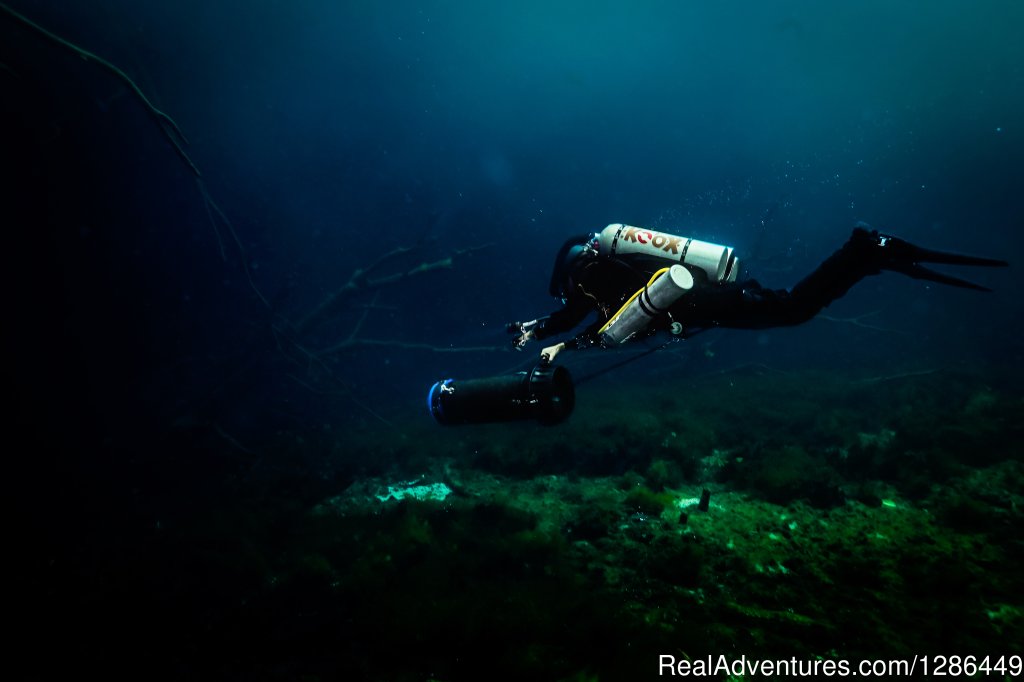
[847,223,1008,291]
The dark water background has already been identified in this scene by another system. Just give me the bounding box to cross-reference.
[5,1,1022,410]
[3,0,1022,676]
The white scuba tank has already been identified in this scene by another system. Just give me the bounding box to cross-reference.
[596,223,740,283]
[599,264,694,345]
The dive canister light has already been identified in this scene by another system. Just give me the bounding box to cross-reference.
[599,264,694,345]
[428,363,575,426]
[597,223,740,283]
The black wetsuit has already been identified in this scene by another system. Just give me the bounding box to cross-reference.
[533,227,881,349]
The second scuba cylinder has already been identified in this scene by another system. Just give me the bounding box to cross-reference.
[597,223,740,283]
[599,264,694,345]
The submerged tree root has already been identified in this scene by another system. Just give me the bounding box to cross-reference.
[1,2,271,308]
[0,2,199,176]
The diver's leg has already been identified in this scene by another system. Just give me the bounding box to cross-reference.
[676,225,1006,331]
[785,226,883,319]
[674,228,881,330]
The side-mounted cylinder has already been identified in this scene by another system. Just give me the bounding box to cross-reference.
[599,265,694,344]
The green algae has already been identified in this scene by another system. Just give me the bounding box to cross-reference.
[150,366,1022,678]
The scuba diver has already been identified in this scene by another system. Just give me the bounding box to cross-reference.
[508,223,1008,364]
[430,222,1005,426]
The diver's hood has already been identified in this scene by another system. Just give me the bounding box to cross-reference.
[548,234,593,298]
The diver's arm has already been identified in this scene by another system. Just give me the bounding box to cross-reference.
[539,318,606,362]
[540,342,565,364]
[510,296,593,349]
[533,296,593,340]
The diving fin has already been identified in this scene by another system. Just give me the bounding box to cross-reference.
[856,225,1008,291]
